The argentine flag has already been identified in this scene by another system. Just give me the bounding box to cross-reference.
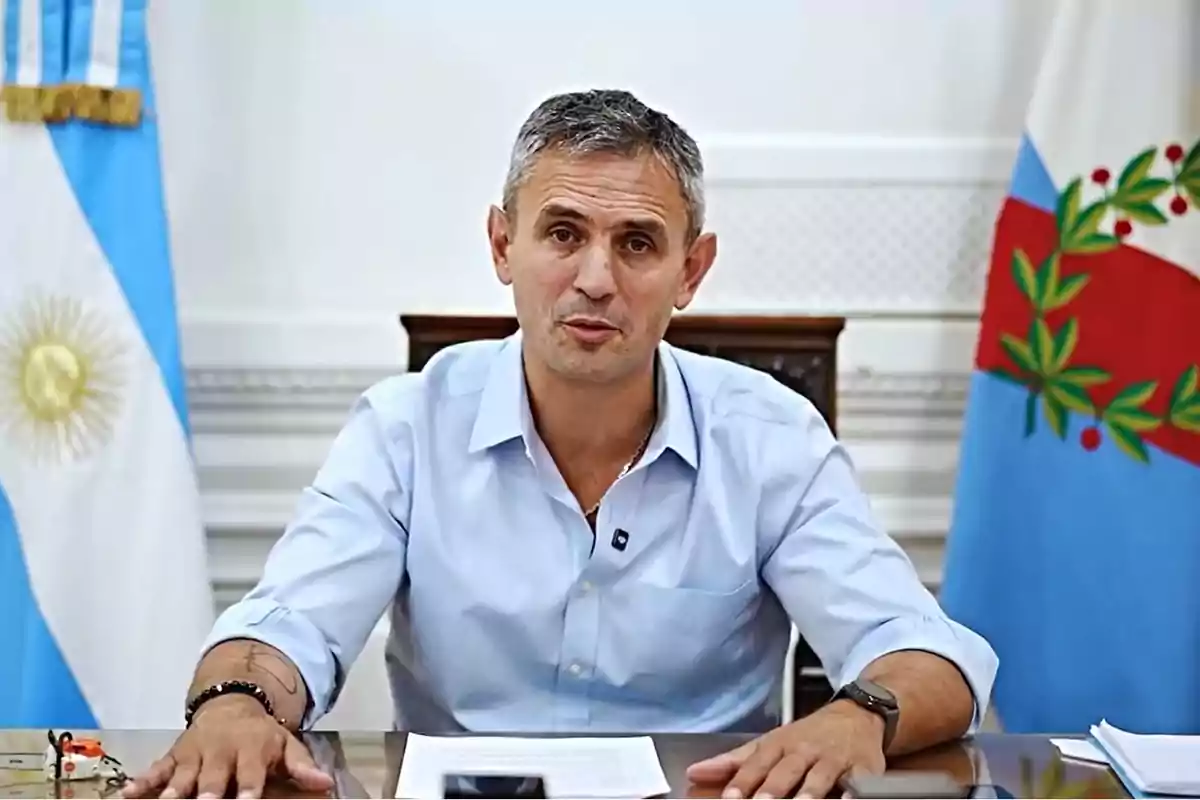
[0,0,213,728]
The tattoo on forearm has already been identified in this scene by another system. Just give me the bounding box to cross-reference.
[241,644,300,695]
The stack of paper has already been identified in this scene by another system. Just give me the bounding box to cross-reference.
[1089,720,1200,797]
[396,733,671,799]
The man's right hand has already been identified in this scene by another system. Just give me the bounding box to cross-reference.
[120,695,335,799]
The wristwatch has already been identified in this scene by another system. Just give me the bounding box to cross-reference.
[832,678,899,751]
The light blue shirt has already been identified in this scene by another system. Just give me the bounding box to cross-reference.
[205,333,997,733]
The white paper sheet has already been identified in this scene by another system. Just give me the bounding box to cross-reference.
[396,733,671,799]
[1050,737,1109,764]
[1092,719,1200,796]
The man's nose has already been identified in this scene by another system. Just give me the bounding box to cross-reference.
[572,242,617,300]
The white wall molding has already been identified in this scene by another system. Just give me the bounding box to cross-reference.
[700,134,1020,183]
[174,134,1015,322]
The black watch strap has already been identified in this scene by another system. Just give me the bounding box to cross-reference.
[185,680,282,728]
[833,678,899,751]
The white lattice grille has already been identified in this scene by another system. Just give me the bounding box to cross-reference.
[692,183,1007,313]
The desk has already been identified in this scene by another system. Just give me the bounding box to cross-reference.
[0,730,1127,798]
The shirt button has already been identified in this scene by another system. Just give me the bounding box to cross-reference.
[579,580,593,593]
[568,663,583,676]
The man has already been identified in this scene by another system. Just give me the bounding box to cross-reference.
[124,89,997,800]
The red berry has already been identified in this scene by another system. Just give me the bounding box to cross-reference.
[1171,195,1188,215]
[1081,426,1102,451]
[1114,219,1133,238]
[1166,143,1185,162]
[1091,167,1111,185]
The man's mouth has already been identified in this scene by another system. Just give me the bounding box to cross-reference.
[561,318,619,343]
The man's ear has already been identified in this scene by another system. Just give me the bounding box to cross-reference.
[674,232,718,310]
[488,205,513,285]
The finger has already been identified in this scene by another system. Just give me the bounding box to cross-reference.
[119,754,176,798]
[686,741,758,784]
[795,757,852,800]
[234,749,269,800]
[195,749,236,800]
[722,740,786,800]
[752,751,820,800]
[283,733,335,791]
[158,757,200,800]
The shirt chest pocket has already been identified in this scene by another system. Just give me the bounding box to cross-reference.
[594,577,762,701]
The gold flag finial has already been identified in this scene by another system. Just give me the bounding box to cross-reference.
[1,83,143,128]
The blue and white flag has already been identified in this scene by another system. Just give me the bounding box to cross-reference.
[0,0,213,728]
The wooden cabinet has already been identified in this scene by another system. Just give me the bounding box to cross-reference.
[402,314,843,433]
[400,313,846,720]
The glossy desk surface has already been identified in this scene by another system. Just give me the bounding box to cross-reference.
[0,730,1128,798]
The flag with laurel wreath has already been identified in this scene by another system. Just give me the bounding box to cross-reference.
[940,0,1200,734]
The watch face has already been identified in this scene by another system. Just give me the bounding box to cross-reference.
[857,679,898,707]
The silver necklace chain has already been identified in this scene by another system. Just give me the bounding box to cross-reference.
[584,423,653,519]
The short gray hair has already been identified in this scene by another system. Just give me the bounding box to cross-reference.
[502,89,706,241]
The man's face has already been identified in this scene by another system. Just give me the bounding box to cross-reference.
[488,149,717,384]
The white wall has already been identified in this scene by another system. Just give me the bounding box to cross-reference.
[147,1,1059,616]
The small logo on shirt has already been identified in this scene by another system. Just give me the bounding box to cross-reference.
[611,528,630,552]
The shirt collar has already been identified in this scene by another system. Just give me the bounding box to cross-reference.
[467,333,530,454]
[648,342,699,469]
[467,332,699,470]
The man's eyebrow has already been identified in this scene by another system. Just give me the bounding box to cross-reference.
[536,203,588,222]
[621,217,668,239]
[536,203,669,238]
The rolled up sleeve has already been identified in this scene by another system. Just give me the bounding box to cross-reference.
[833,614,998,733]
[202,383,413,728]
[760,410,998,733]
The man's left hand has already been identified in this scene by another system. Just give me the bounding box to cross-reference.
[685,700,887,799]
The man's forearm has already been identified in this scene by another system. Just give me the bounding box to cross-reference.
[187,639,310,732]
[858,649,976,756]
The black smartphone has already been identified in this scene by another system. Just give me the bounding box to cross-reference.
[842,771,968,799]
[442,773,549,799]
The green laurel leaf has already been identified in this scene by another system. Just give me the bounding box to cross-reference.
[1064,232,1120,255]
[1050,318,1078,373]
[1056,178,1083,241]
[1058,366,1111,387]
[1115,177,1172,205]
[1043,392,1068,439]
[1181,138,1200,173]
[1169,365,1199,412]
[1119,199,1169,226]
[1046,380,1095,415]
[1108,380,1158,411]
[1117,147,1158,192]
[1181,172,1200,209]
[1061,200,1108,252]
[1011,249,1039,306]
[1105,419,1150,463]
[1034,253,1061,310]
[1170,403,1200,433]
[1043,272,1090,310]
[1104,407,1161,432]
[1000,334,1038,374]
[1031,318,1055,373]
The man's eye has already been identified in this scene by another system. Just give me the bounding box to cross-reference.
[549,227,577,244]
[626,235,654,254]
